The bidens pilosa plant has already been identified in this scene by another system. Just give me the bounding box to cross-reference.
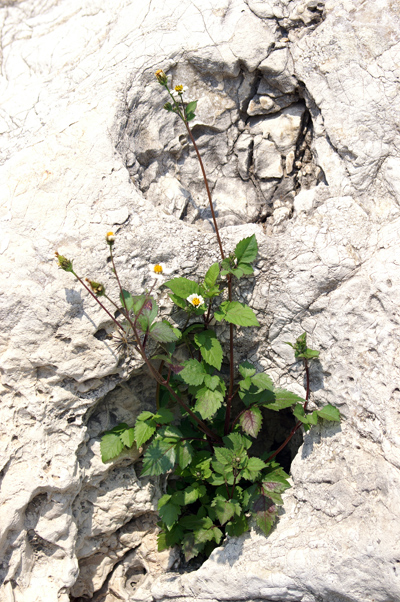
[56,69,340,562]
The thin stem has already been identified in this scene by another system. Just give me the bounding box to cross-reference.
[265,359,312,463]
[72,272,125,333]
[184,122,225,260]
[109,245,130,318]
[224,277,234,435]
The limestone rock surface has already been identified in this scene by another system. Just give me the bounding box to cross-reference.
[1,0,400,601]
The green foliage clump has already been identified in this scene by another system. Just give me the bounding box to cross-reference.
[56,69,340,562]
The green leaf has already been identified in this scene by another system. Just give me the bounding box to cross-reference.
[214,447,234,466]
[134,420,156,448]
[204,262,220,288]
[141,439,177,476]
[293,403,307,423]
[231,267,244,279]
[165,277,199,298]
[179,359,207,386]
[308,410,319,425]
[225,514,248,537]
[120,289,134,311]
[136,411,155,421]
[204,375,220,391]
[186,112,196,122]
[238,263,254,275]
[239,407,263,438]
[251,373,274,391]
[120,427,135,448]
[317,404,341,422]
[301,349,320,359]
[242,456,267,481]
[195,388,224,419]
[176,440,194,469]
[214,301,260,327]
[253,494,278,535]
[169,293,187,309]
[100,433,124,462]
[235,234,258,264]
[185,100,198,115]
[239,361,256,378]
[159,501,181,530]
[182,533,205,561]
[212,495,241,525]
[157,525,184,551]
[194,330,223,370]
[223,432,252,452]
[265,388,306,411]
[154,407,174,424]
[150,320,180,343]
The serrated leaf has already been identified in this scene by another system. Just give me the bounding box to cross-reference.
[195,387,224,419]
[179,359,207,386]
[293,403,307,423]
[154,407,174,424]
[150,320,180,343]
[225,515,248,537]
[308,410,319,425]
[134,420,156,448]
[181,484,206,505]
[223,432,252,452]
[182,533,205,561]
[194,330,223,370]
[251,373,274,391]
[239,361,256,378]
[317,404,341,422]
[100,433,124,462]
[159,502,181,530]
[240,407,263,438]
[165,277,200,298]
[253,495,278,535]
[204,375,220,391]
[214,447,234,466]
[157,524,184,551]
[265,388,306,411]
[120,427,135,448]
[214,301,260,327]
[141,439,177,476]
[299,348,320,360]
[204,262,220,288]
[235,234,258,264]
[242,456,266,481]
[176,440,194,470]
[212,495,241,525]
[136,411,155,421]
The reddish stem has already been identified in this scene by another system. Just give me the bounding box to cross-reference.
[265,358,311,463]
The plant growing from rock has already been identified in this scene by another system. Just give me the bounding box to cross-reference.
[56,69,340,561]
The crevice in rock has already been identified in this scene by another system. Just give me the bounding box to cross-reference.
[117,57,326,232]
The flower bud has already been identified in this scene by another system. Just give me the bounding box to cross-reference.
[85,279,106,296]
[106,231,115,246]
[155,69,168,85]
[55,252,74,273]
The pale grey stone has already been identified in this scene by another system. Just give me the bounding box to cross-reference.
[1,0,400,601]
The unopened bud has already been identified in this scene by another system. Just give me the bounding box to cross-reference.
[85,279,105,296]
[106,231,115,246]
[155,69,168,85]
[55,252,74,273]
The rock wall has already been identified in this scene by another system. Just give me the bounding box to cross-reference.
[1,0,400,601]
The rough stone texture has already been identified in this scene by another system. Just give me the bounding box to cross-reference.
[1,0,400,601]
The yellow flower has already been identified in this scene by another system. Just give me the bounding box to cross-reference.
[187,293,205,307]
[149,263,172,280]
[174,85,183,93]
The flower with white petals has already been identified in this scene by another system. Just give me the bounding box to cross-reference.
[172,84,188,98]
[149,263,172,280]
[187,293,205,308]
